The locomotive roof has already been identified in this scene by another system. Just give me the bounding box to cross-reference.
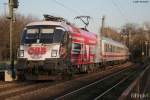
[26,20,97,35]
[26,20,69,29]
[102,37,128,49]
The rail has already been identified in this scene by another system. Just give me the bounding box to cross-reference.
[119,63,150,100]
[54,65,135,100]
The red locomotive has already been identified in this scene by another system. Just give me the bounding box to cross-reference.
[16,15,129,80]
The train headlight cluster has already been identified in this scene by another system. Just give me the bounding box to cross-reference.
[19,50,24,57]
[51,50,57,57]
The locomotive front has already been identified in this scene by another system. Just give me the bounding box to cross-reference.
[16,21,70,80]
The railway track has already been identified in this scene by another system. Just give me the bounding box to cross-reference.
[0,81,59,99]
[54,64,143,100]
[0,62,133,100]
[0,81,34,92]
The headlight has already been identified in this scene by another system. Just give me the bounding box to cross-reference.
[19,50,24,57]
[51,50,57,57]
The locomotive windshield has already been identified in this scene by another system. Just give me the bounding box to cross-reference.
[21,25,65,44]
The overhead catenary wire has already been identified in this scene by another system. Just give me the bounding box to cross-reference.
[52,0,81,15]
[111,0,129,22]
[52,0,94,29]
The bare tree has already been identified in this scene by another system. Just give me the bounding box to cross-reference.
[121,23,150,60]
[103,27,122,42]
[0,14,38,61]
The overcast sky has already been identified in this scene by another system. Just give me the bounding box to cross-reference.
[0,0,149,33]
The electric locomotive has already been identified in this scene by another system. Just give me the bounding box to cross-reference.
[16,15,98,80]
[16,15,129,80]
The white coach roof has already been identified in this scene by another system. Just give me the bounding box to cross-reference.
[102,37,128,49]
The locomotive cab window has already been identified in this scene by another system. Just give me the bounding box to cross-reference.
[22,28,39,43]
[40,28,54,43]
[21,26,67,44]
[27,29,39,34]
[53,27,66,43]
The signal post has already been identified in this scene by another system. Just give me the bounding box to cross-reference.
[8,0,18,79]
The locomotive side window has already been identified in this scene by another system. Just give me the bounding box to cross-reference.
[72,43,81,58]
[72,43,81,54]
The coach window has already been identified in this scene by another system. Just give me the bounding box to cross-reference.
[107,44,108,52]
[108,44,111,52]
[104,44,106,52]
[118,47,121,53]
[110,45,113,52]
[120,47,122,53]
[115,47,117,52]
[106,44,108,52]
[117,47,119,53]
[104,44,107,52]
[112,45,114,52]
[109,44,111,52]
